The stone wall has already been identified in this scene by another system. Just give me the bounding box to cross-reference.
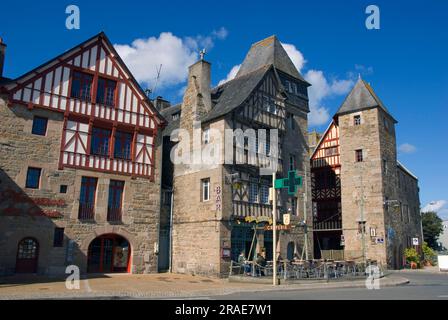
[0,95,162,275]
[339,108,388,265]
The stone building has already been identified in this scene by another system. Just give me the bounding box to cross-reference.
[310,78,422,269]
[0,32,165,275]
[159,36,313,276]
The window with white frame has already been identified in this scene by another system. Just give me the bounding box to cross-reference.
[201,178,210,201]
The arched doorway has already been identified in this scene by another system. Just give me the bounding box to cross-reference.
[16,238,39,273]
[87,234,131,273]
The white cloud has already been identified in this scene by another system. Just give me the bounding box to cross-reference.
[281,43,306,73]
[114,28,227,91]
[218,64,241,86]
[422,200,447,213]
[399,143,417,154]
[216,40,354,127]
[305,70,354,126]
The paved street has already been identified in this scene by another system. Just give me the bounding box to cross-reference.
[203,271,448,300]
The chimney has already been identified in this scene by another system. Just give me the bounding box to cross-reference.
[180,59,212,126]
[0,38,6,78]
[153,96,171,111]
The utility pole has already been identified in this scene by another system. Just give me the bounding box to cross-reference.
[359,169,367,265]
[303,169,309,260]
[272,171,277,286]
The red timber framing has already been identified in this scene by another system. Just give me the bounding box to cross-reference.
[311,121,340,169]
[4,32,165,180]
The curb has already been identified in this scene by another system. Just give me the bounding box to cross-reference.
[0,275,410,300]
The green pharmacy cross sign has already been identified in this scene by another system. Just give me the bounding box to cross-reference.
[274,170,303,196]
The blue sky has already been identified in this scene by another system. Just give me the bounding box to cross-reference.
[1,0,447,218]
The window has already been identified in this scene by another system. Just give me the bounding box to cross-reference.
[249,178,259,203]
[290,197,297,215]
[354,115,361,126]
[324,147,338,157]
[263,96,277,114]
[31,116,48,136]
[202,178,210,202]
[90,127,111,156]
[60,185,68,194]
[114,131,132,160]
[108,180,125,222]
[26,167,41,189]
[292,83,297,95]
[70,71,93,102]
[383,159,388,175]
[289,155,296,171]
[78,176,98,220]
[172,112,180,121]
[358,221,366,234]
[96,78,117,106]
[53,228,64,247]
[203,127,210,144]
[355,149,363,162]
[287,113,295,130]
[260,184,270,204]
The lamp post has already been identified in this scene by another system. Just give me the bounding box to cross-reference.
[272,171,277,286]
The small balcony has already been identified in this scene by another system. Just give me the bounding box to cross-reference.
[313,219,342,231]
[78,203,95,220]
[107,205,122,222]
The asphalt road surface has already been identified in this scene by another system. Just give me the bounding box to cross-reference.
[202,271,448,300]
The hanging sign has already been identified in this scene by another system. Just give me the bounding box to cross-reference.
[215,186,222,211]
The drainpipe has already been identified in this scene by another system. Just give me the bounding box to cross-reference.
[169,189,174,273]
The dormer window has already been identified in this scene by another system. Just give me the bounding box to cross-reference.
[70,71,93,102]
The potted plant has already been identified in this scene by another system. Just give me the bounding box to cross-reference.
[422,242,437,267]
[404,247,420,269]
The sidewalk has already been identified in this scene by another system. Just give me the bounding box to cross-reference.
[0,273,410,300]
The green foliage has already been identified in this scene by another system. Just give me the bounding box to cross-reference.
[422,242,437,265]
[404,247,419,264]
[422,211,444,249]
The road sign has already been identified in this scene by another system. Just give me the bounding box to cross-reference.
[274,170,302,195]
[412,238,419,246]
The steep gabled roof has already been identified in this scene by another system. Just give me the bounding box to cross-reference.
[4,31,165,126]
[236,35,306,82]
[335,78,397,123]
[202,66,270,123]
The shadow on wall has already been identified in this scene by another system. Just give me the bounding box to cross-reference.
[0,168,86,279]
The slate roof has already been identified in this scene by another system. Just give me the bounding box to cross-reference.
[163,35,309,131]
[335,78,397,123]
[160,104,181,136]
[202,66,270,123]
[236,35,306,82]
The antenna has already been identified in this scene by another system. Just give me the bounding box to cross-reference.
[150,64,163,99]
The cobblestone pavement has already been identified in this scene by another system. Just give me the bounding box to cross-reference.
[0,272,410,300]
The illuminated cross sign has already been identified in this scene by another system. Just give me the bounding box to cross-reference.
[274,170,302,196]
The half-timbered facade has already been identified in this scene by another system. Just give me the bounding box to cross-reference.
[160,36,312,276]
[0,32,165,275]
[310,78,423,268]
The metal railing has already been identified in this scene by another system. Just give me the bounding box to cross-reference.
[229,259,384,280]
[107,205,122,222]
[78,203,95,220]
